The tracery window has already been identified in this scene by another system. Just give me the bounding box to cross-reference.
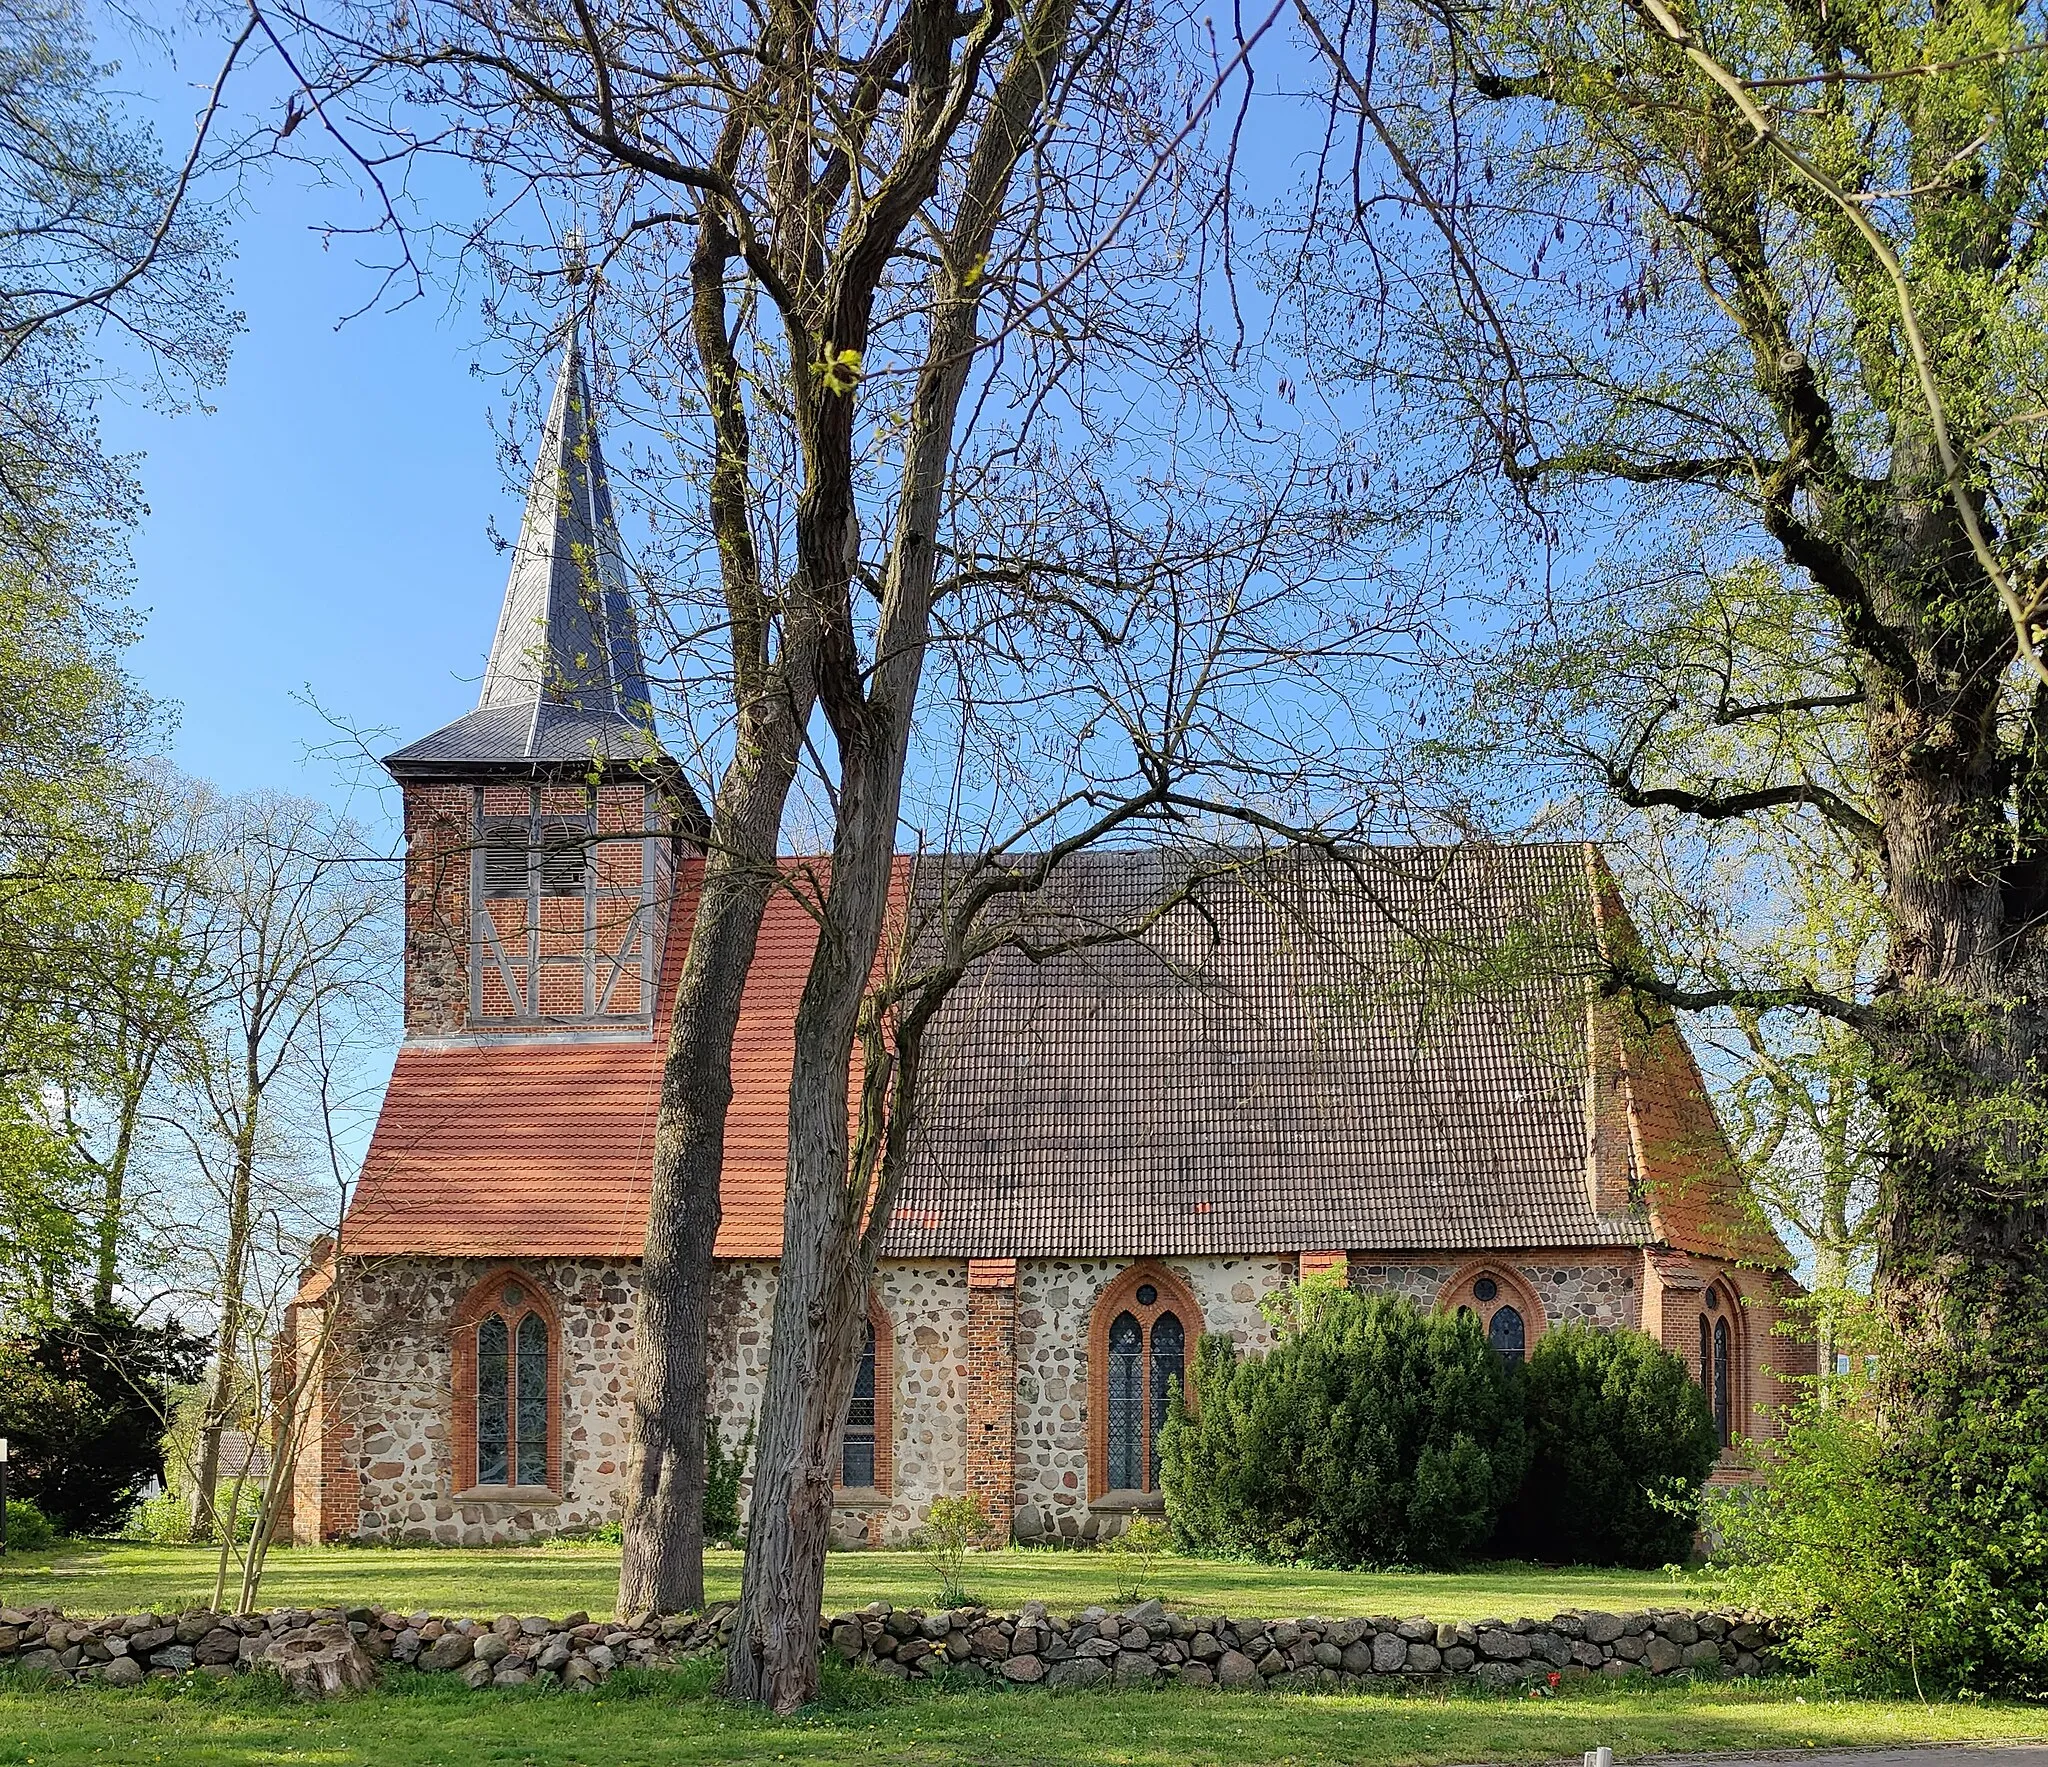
[1440,1262,1542,1366]
[1089,1265,1202,1498]
[842,1318,877,1488]
[1700,1282,1737,1448]
[453,1268,559,1493]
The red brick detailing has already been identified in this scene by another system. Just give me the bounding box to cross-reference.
[1086,1262,1204,1500]
[1435,1256,1547,1351]
[1584,846,1787,1265]
[966,1263,1017,1536]
[403,783,471,1037]
[1298,1250,1349,1281]
[450,1264,565,1494]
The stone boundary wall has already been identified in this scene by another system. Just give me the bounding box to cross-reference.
[0,1599,1779,1696]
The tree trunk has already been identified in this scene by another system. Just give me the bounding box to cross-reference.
[1865,634,2048,1440]
[722,776,901,1711]
[90,1084,142,1312]
[618,726,814,1616]
[194,1104,257,1541]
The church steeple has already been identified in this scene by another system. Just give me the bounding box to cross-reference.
[386,328,661,770]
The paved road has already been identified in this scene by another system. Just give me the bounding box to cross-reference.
[1591,1751,2048,1767]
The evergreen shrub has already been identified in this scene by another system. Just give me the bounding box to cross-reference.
[1505,1322,1718,1567]
[1159,1290,1525,1567]
[3,1497,56,1551]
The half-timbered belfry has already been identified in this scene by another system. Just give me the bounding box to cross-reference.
[285,336,1814,1550]
[380,330,693,1041]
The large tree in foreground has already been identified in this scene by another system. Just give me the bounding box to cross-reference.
[1290,0,2048,1678]
[275,0,1371,1667]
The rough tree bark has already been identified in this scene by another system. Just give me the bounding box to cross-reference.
[724,0,1081,1706]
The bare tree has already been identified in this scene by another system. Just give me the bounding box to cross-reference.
[151,792,391,1540]
[260,0,1349,1636]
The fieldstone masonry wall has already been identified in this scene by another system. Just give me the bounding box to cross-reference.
[1011,1256,1290,1543]
[317,1246,1763,1549]
[1346,1259,1639,1330]
[335,1256,974,1549]
[0,1600,1782,1697]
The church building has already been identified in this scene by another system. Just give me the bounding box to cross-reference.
[284,338,1812,1549]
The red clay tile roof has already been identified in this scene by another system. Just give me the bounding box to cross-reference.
[342,863,834,1258]
[342,843,1787,1267]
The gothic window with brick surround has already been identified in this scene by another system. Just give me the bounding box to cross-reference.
[1440,1262,1543,1366]
[1090,1265,1202,1498]
[453,1268,560,1493]
[1700,1282,1738,1448]
[835,1296,892,1495]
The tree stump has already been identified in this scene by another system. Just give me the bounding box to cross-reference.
[262,1623,377,1698]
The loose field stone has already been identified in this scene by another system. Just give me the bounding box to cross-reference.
[100,1657,144,1688]
[1216,1650,1260,1688]
[420,1633,472,1671]
[1405,1642,1441,1673]
[1001,1655,1044,1683]
[1643,1636,1683,1675]
[1371,1633,1407,1673]
[1046,1657,1109,1690]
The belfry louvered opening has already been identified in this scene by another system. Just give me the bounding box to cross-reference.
[480,819,532,897]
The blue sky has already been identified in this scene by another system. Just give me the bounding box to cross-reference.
[97,49,527,817]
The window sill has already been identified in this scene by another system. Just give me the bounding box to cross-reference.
[1089,1489,1165,1514]
[452,1485,561,1506]
[833,1487,888,1508]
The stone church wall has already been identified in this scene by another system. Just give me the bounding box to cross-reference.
[1347,1257,1641,1331]
[331,1255,974,1549]
[343,1256,641,1545]
[1010,1256,1292,1543]
[708,1259,973,1548]
[324,1248,1679,1550]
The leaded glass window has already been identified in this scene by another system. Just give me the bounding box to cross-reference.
[1700,1315,1713,1396]
[516,1313,549,1485]
[1147,1312,1184,1486]
[473,1304,551,1489]
[1713,1316,1732,1447]
[477,1316,510,1486]
[842,1318,877,1488]
[1106,1311,1143,1491]
[1488,1305,1526,1364]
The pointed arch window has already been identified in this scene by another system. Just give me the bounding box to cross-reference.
[452,1267,561,1495]
[1700,1280,1738,1449]
[1438,1261,1543,1365]
[835,1294,893,1496]
[1089,1265,1203,1499]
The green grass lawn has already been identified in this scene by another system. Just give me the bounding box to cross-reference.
[0,1541,1714,1622]
[0,1660,2042,1767]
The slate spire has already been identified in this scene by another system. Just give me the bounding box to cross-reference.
[384,326,664,772]
[478,326,650,726]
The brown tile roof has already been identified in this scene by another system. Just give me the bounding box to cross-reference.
[887,843,1655,1258]
[342,842,1783,1267]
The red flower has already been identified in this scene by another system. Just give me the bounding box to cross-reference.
[1549,1672,1562,1688]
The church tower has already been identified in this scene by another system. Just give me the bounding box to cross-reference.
[383,332,698,1039]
